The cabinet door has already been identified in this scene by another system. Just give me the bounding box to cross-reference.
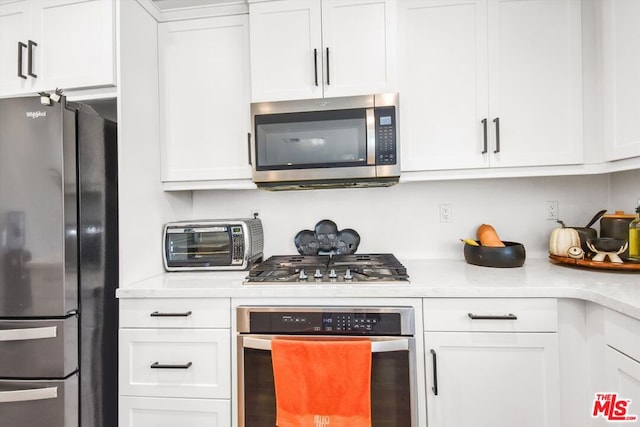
[321,0,396,98]
[158,15,251,182]
[425,332,561,427]
[603,347,640,423]
[602,0,640,161]
[487,0,582,167]
[30,0,115,92]
[120,396,231,427]
[249,0,322,102]
[0,1,34,96]
[398,0,488,171]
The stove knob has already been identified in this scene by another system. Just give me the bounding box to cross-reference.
[298,269,308,280]
[328,268,337,279]
[344,268,353,280]
[314,268,323,279]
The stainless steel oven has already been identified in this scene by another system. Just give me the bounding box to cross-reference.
[237,306,417,426]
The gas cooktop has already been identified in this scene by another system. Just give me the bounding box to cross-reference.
[244,253,409,284]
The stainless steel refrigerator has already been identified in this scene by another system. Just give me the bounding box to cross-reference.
[0,95,118,427]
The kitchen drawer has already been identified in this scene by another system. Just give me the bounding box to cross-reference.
[119,329,231,399]
[604,308,640,362]
[120,298,230,328]
[0,376,78,427]
[119,396,231,427]
[423,298,558,332]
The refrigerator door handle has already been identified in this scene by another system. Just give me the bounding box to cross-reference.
[0,386,58,403]
[0,326,57,342]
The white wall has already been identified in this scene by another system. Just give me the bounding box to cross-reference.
[118,0,192,286]
[610,169,640,213]
[192,174,609,260]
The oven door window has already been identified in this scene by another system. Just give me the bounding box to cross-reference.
[166,230,231,266]
[240,345,413,426]
[255,109,368,170]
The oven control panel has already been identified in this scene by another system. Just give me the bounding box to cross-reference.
[248,311,404,335]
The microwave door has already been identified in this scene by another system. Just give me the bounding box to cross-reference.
[166,230,231,267]
[254,109,377,182]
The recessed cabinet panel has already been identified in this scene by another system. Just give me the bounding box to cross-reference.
[425,331,561,427]
[34,0,115,92]
[249,0,322,102]
[0,0,114,97]
[488,0,583,167]
[0,1,33,95]
[120,396,231,427]
[399,0,582,172]
[119,328,231,399]
[398,0,488,171]
[603,0,640,161]
[249,0,395,102]
[158,15,251,182]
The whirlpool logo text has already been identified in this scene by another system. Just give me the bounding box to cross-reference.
[25,111,47,119]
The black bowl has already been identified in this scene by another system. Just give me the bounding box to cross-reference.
[587,237,627,253]
[463,241,526,268]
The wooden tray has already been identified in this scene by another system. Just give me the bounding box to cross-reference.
[549,254,640,271]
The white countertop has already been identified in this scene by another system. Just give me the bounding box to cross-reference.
[116,258,640,320]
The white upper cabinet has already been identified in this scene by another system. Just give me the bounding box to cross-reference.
[249,0,396,102]
[602,0,640,161]
[399,0,583,172]
[158,15,252,183]
[0,0,115,97]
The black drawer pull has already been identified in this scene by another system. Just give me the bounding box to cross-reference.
[468,313,518,320]
[493,117,500,153]
[481,118,488,154]
[150,361,193,369]
[150,311,192,317]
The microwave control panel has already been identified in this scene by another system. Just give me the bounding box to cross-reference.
[375,106,397,165]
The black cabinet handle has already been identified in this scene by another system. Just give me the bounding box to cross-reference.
[313,48,318,86]
[17,42,27,79]
[150,311,192,317]
[150,361,193,369]
[468,313,518,320]
[27,40,37,78]
[430,349,438,396]
[325,47,330,85]
[493,117,500,153]
[481,118,488,154]
[247,133,252,165]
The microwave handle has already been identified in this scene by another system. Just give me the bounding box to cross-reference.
[366,108,376,165]
[242,336,409,353]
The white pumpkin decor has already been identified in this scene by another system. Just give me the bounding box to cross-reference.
[549,227,581,257]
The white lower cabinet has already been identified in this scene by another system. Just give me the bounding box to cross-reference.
[120,396,231,427]
[119,298,232,427]
[600,309,640,424]
[423,298,561,427]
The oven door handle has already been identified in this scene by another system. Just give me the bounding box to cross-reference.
[242,336,410,353]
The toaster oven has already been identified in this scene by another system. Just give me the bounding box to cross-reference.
[163,218,263,271]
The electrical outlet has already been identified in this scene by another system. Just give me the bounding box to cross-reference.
[439,204,452,223]
[546,201,559,220]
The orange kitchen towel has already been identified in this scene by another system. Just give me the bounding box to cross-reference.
[271,339,372,427]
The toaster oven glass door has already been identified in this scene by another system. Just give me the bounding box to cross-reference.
[255,109,369,170]
[166,228,232,267]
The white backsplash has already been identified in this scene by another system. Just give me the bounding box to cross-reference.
[610,169,640,214]
[193,175,610,260]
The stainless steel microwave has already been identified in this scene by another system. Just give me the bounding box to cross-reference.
[250,93,400,190]
[163,218,263,271]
